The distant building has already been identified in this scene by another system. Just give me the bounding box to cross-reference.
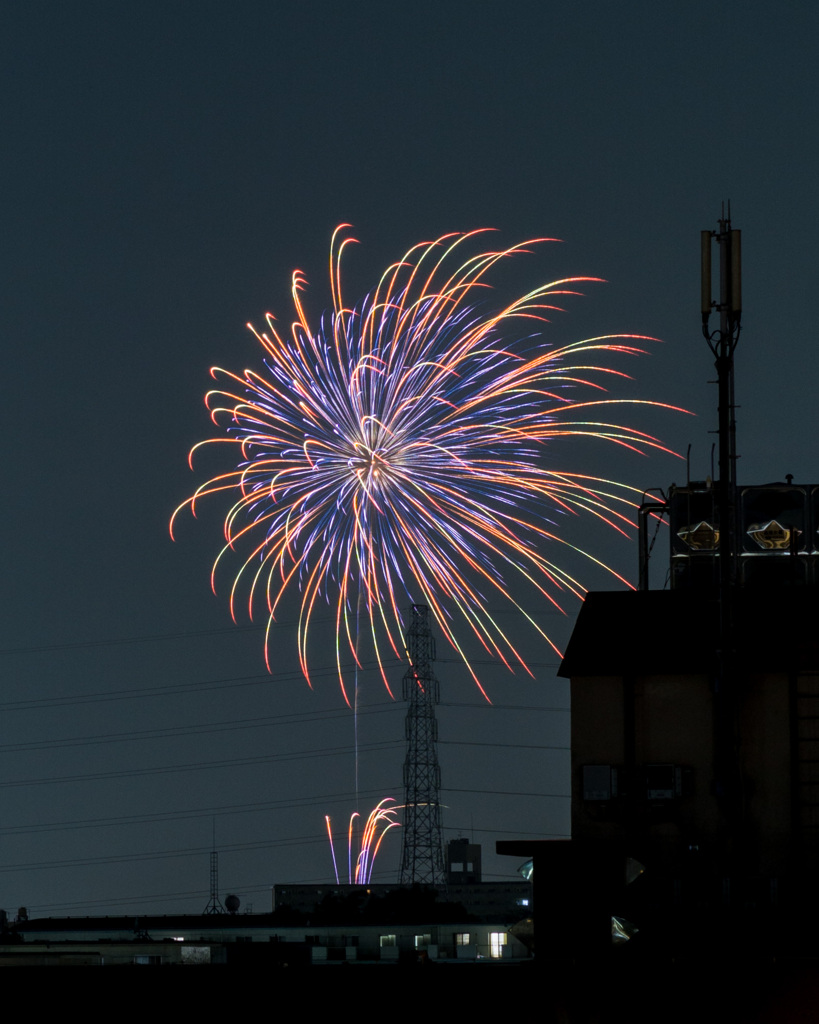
[273,879,531,924]
[2,909,528,964]
[446,838,482,884]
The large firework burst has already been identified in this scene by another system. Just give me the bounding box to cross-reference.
[171,227,676,700]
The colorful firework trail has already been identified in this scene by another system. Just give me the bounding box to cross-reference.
[325,799,401,885]
[171,227,679,700]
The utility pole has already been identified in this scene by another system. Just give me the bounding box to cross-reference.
[701,205,743,842]
[702,205,742,595]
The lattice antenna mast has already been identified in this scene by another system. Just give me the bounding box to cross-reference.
[399,604,446,886]
[203,818,225,914]
[701,204,742,593]
[702,204,744,830]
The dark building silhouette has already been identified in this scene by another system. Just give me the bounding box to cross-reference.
[446,838,482,884]
[561,536,819,956]
[511,217,819,978]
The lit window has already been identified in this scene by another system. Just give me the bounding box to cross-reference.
[379,934,396,948]
[455,933,470,946]
[414,933,431,948]
[489,932,507,958]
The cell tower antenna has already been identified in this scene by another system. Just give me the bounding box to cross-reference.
[398,604,446,886]
[701,206,743,825]
[203,817,225,914]
[701,207,741,594]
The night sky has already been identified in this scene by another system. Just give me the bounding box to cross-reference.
[3,1,817,917]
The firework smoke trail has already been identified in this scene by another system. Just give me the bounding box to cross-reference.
[326,799,401,885]
[171,227,683,700]
[354,590,362,806]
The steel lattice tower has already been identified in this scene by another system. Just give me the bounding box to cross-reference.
[399,604,445,886]
[203,850,225,914]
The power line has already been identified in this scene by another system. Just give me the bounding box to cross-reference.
[0,832,339,874]
[445,786,570,800]
[441,740,569,752]
[0,788,396,838]
[0,663,394,712]
[0,701,400,754]
[0,741,397,789]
